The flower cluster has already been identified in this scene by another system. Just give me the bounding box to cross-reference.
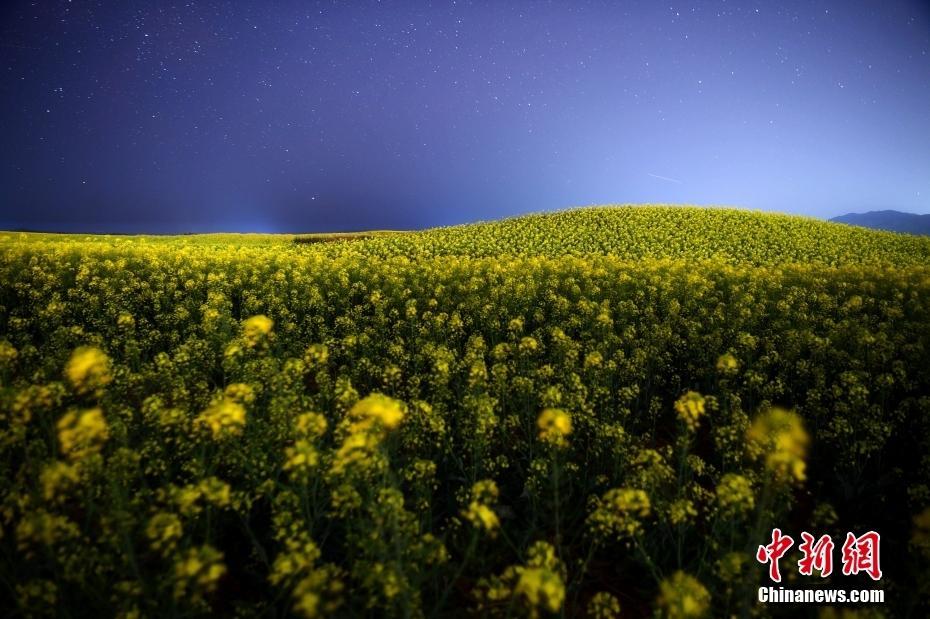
[172,545,226,603]
[587,592,622,619]
[715,473,755,517]
[476,541,566,618]
[656,571,711,619]
[715,352,739,375]
[64,347,112,396]
[329,393,405,481]
[674,391,706,432]
[746,407,810,483]
[57,408,109,461]
[242,314,274,347]
[588,488,652,541]
[195,398,246,439]
[462,479,501,535]
[537,408,572,448]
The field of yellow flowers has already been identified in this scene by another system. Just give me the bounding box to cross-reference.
[2,206,930,617]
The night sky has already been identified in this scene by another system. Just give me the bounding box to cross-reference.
[1,1,928,233]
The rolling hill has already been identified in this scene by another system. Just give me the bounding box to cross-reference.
[831,209,930,236]
[321,205,930,267]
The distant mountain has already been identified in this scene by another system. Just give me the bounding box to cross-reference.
[831,210,930,236]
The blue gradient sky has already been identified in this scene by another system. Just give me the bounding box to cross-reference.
[1,0,928,233]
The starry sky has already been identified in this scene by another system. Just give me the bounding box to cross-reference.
[1,1,929,233]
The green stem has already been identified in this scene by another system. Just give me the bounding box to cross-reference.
[430,532,477,619]
[633,536,663,584]
[553,456,562,559]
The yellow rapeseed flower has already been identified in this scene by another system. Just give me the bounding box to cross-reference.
[198,477,232,507]
[475,541,565,618]
[173,485,203,516]
[715,473,755,517]
[587,592,622,618]
[514,566,565,617]
[518,336,539,355]
[668,499,698,526]
[172,545,227,602]
[656,571,711,619]
[269,535,322,586]
[0,340,17,366]
[292,567,345,618]
[746,407,809,483]
[284,440,320,477]
[303,343,329,366]
[674,391,706,432]
[329,431,381,477]
[64,346,112,396]
[588,487,651,540]
[716,552,749,581]
[146,512,183,555]
[223,382,256,405]
[537,408,572,447]
[117,311,135,329]
[196,399,246,439]
[471,479,499,503]
[462,479,500,535]
[40,461,80,502]
[295,412,328,439]
[715,352,739,375]
[56,408,109,461]
[242,314,274,347]
[464,501,499,533]
[348,393,405,431]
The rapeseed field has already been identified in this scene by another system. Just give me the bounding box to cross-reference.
[2,206,929,617]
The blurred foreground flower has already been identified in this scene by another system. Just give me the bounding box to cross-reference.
[746,407,809,483]
[242,314,274,347]
[656,571,710,619]
[57,408,109,461]
[348,393,405,431]
[463,479,501,535]
[537,408,572,447]
[173,545,226,603]
[475,541,565,618]
[196,399,246,439]
[65,347,112,396]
